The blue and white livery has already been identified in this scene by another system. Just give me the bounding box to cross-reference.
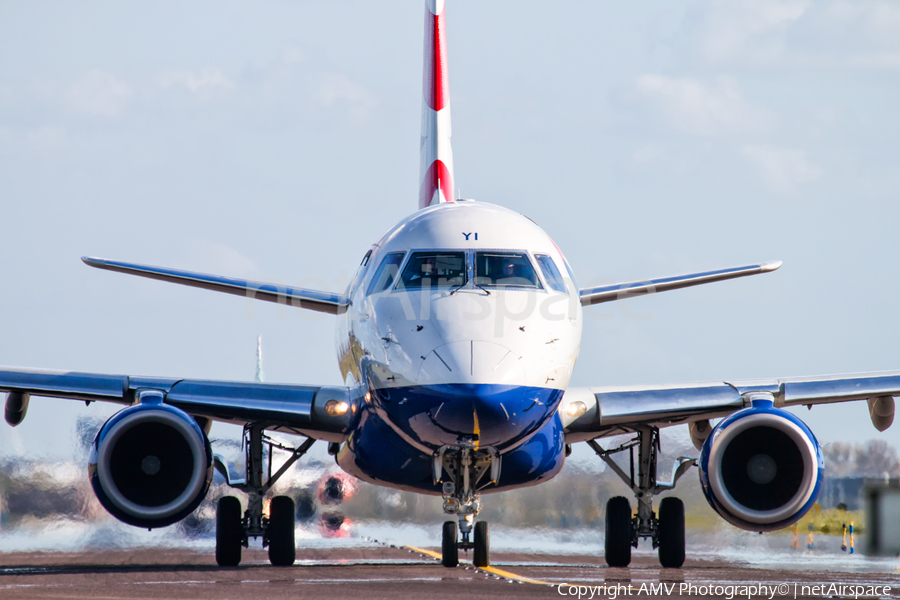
[1,1,896,569]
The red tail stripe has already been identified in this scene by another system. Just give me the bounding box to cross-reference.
[424,9,448,112]
[419,159,455,208]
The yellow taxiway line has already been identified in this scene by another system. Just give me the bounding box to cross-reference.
[404,545,553,586]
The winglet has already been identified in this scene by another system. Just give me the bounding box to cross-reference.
[82,256,104,268]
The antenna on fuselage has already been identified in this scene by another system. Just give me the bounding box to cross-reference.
[255,335,265,383]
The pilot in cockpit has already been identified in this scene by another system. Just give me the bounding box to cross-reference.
[501,259,525,284]
[408,256,436,283]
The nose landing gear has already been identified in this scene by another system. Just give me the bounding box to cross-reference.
[442,520,459,567]
[435,441,498,568]
[473,520,490,567]
[441,502,491,568]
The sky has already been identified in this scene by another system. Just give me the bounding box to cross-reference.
[1,0,899,461]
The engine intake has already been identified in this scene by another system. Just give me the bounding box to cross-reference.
[699,398,823,531]
[90,399,212,528]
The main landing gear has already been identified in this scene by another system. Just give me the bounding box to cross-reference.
[435,441,499,568]
[213,424,316,567]
[588,427,695,569]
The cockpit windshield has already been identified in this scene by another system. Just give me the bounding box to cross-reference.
[398,251,467,289]
[367,252,405,295]
[534,254,567,293]
[475,252,541,288]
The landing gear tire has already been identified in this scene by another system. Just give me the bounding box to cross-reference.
[267,495,296,566]
[441,521,458,568]
[657,497,685,568]
[473,521,490,567]
[216,496,243,567]
[605,496,633,567]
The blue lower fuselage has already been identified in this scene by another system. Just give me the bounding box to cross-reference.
[336,384,566,494]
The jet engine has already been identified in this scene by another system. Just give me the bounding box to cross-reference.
[89,399,213,528]
[699,398,823,532]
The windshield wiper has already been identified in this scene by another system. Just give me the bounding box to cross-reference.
[450,279,491,296]
[449,280,467,295]
[474,282,491,296]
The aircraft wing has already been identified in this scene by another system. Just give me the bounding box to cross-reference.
[579,261,782,306]
[82,257,348,315]
[561,371,900,443]
[0,367,353,441]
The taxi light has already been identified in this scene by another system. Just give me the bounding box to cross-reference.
[324,399,350,417]
[565,400,587,419]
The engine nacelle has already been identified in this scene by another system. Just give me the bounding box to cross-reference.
[699,398,823,532]
[89,399,213,528]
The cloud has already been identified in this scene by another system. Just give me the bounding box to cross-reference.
[679,0,900,69]
[155,67,236,93]
[696,0,810,63]
[823,1,900,48]
[741,144,822,193]
[64,70,133,118]
[634,75,766,137]
[819,1,900,68]
[314,74,377,123]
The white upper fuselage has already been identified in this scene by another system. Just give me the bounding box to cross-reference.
[335,201,582,453]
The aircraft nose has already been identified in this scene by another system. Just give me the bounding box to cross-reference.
[417,340,525,386]
[408,341,558,448]
[375,340,562,450]
[415,381,557,449]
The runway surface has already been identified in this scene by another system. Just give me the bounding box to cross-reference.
[0,542,897,600]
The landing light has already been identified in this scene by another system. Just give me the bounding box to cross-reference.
[324,400,350,417]
[565,401,587,419]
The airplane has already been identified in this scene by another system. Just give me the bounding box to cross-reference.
[1,0,897,570]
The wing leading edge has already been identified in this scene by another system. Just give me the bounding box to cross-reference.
[0,367,353,441]
[82,257,348,315]
[579,261,782,306]
[561,370,900,443]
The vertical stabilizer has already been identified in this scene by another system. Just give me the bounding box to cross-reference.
[419,0,456,209]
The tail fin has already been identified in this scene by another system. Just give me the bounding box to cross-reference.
[419,0,456,209]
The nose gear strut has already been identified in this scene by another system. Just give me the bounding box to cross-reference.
[434,440,499,567]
